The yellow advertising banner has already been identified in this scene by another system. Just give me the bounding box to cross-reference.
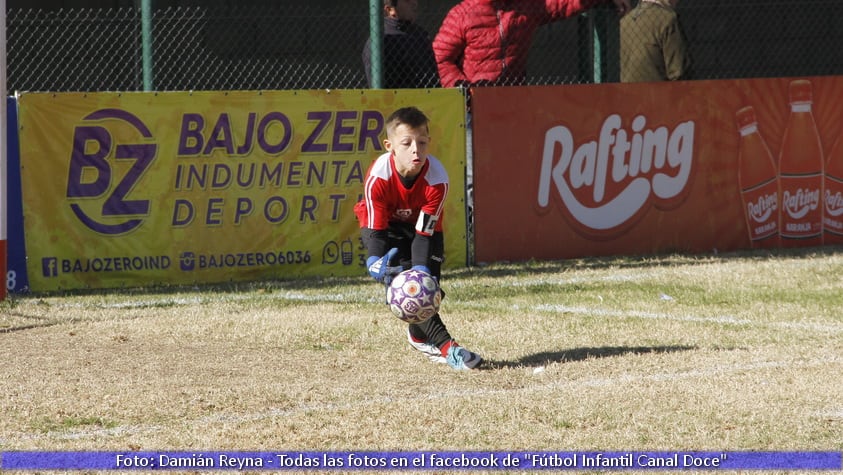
[18,90,467,291]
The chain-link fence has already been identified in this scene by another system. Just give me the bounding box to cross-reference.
[7,1,843,93]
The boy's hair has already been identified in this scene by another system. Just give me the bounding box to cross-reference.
[384,106,430,137]
[384,0,398,8]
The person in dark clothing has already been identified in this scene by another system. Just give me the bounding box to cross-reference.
[362,0,440,89]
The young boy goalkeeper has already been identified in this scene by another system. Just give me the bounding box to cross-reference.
[354,106,482,370]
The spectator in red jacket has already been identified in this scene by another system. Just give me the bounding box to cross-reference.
[433,0,631,88]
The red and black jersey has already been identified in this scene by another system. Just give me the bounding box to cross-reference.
[355,151,449,236]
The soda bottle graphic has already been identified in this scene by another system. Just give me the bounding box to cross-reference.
[778,79,824,247]
[736,106,779,248]
[824,130,843,244]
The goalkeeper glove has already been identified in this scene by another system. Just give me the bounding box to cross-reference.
[411,265,431,274]
[366,248,402,284]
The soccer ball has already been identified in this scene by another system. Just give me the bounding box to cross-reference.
[387,269,441,324]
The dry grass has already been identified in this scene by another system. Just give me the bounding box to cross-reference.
[1,247,842,474]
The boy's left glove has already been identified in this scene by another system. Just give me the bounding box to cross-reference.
[366,248,402,284]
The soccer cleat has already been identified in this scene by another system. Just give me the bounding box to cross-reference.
[445,343,483,370]
[406,329,447,364]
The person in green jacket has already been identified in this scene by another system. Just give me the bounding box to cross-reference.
[620,0,692,82]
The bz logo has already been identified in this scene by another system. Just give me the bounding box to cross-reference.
[66,109,157,235]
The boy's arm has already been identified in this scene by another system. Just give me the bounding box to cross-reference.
[358,173,394,260]
[411,182,447,268]
[411,233,433,269]
[363,228,390,261]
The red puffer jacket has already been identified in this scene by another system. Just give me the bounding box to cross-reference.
[433,0,606,87]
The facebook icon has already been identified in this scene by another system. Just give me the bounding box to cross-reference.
[42,258,58,277]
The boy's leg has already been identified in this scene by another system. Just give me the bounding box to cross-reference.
[409,313,451,349]
[407,233,481,369]
[407,230,449,346]
[406,327,447,364]
[410,316,481,369]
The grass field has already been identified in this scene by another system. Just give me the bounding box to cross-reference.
[1,246,842,474]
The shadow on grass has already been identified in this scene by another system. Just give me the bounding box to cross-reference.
[483,345,698,370]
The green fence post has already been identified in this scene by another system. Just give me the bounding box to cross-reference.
[592,8,605,84]
[141,0,153,91]
[581,5,620,84]
[368,0,383,89]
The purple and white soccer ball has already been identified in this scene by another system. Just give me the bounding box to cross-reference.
[387,269,441,324]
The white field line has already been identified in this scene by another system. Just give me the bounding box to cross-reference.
[3,355,840,444]
[20,269,656,311]
[522,303,843,334]
[29,285,843,335]
[525,303,748,325]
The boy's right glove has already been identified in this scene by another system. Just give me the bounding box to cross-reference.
[366,248,402,284]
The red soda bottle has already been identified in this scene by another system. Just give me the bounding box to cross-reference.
[824,130,843,244]
[778,79,824,247]
[736,106,779,248]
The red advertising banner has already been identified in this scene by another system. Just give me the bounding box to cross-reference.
[471,76,843,262]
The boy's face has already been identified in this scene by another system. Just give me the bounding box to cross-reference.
[384,122,430,178]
